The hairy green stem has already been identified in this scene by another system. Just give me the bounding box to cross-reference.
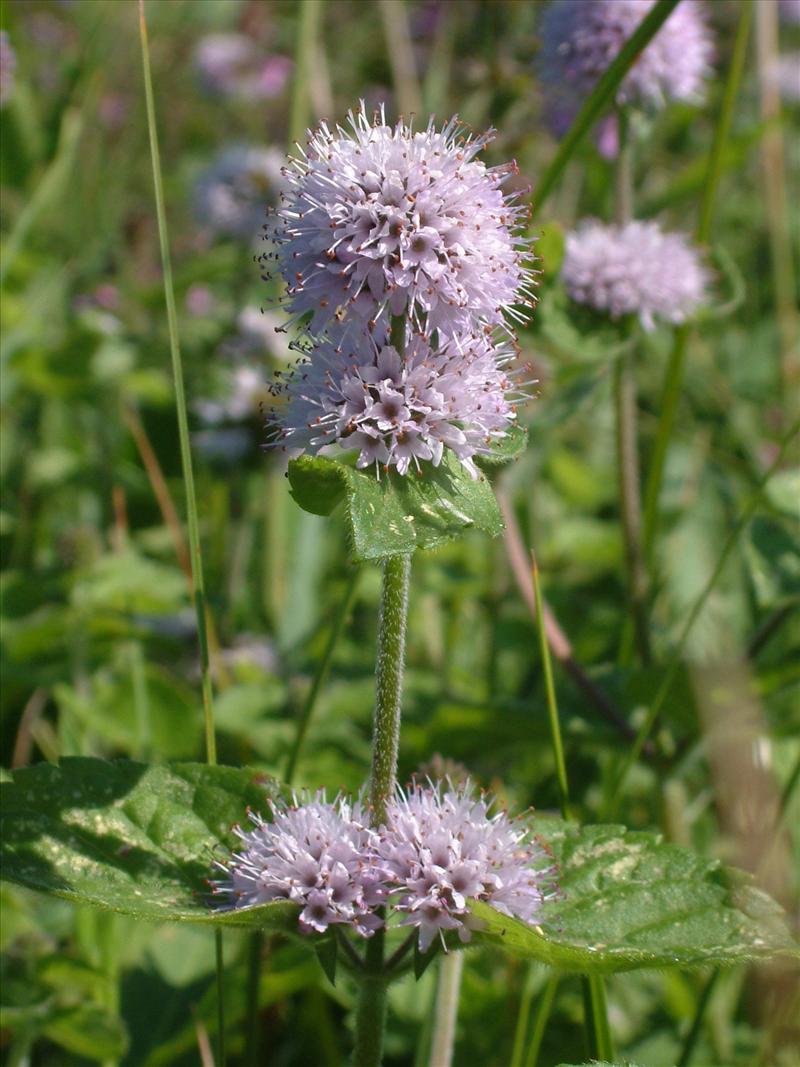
[353,929,388,1067]
[429,952,465,1067]
[369,554,411,826]
[139,5,223,1062]
[286,568,361,784]
[642,1,753,562]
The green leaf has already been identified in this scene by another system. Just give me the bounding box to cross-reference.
[0,759,298,931]
[288,434,526,561]
[43,1004,129,1063]
[469,819,795,973]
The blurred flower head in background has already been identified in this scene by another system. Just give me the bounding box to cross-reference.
[194,364,267,426]
[267,105,535,341]
[195,145,285,239]
[561,219,709,331]
[194,33,291,101]
[0,30,16,107]
[538,0,713,137]
[377,780,557,952]
[269,330,526,477]
[779,0,800,25]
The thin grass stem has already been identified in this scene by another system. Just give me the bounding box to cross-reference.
[677,969,720,1067]
[531,554,570,820]
[138,5,223,1063]
[607,418,800,813]
[289,0,324,148]
[533,0,680,214]
[582,974,614,1062]
[522,974,559,1067]
[642,1,754,562]
[285,568,361,785]
[429,952,465,1067]
[379,0,422,117]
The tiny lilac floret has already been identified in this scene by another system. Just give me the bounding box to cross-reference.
[561,220,709,331]
[268,330,528,478]
[265,105,535,340]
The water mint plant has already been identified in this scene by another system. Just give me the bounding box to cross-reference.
[1,3,797,1067]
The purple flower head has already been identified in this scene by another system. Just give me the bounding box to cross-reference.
[780,0,800,25]
[266,105,535,341]
[539,0,713,135]
[195,145,285,240]
[268,330,528,478]
[0,31,16,108]
[378,781,557,952]
[213,792,386,937]
[194,33,291,101]
[561,220,709,331]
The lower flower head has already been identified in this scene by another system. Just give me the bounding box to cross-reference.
[377,780,558,952]
[213,793,385,937]
[268,331,527,478]
[561,220,709,331]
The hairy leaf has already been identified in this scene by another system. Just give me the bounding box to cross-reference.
[0,759,296,930]
[470,819,795,973]
[287,429,526,561]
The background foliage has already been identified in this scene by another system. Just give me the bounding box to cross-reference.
[1,1,798,1065]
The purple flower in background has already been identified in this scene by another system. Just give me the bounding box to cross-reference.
[194,33,291,101]
[561,220,709,331]
[195,145,285,239]
[0,31,16,107]
[267,105,535,341]
[377,781,557,951]
[779,0,800,25]
[538,0,713,134]
[770,53,800,104]
[269,330,527,477]
[214,793,386,937]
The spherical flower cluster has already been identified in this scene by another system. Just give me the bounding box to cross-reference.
[270,331,524,477]
[213,793,386,937]
[538,0,713,130]
[376,781,557,951]
[266,106,534,340]
[195,145,285,239]
[194,33,291,101]
[561,220,709,331]
[214,782,557,952]
[0,30,16,108]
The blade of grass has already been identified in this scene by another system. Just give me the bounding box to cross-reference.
[285,567,361,785]
[607,417,800,814]
[380,0,422,117]
[677,969,720,1067]
[532,0,680,215]
[428,951,464,1067]
[138,4,223,1063]
[642,1,754,562]
[289,0,324,147]
[522,974,559,1067]
[582,974,614,1062]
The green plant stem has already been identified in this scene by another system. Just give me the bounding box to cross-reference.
[522,974,559,1067]
[244,930,264,1067]
[533,0,680,214]
[369,553,411,826]
[352,929,388,1067]
[607,418,800,812]
[642,1,753,562]
[289,0,323,148]
[510,967,537,1067]
[677,969,719,1067]
[429,952,464,1067]
[532,556,611,1055]
[139,0,216,768]
[139,5,223,1064]
[285,568,361,784]
[532,555,570,820]
[582,974,614,1062]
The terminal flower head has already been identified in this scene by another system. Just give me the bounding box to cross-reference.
[266,105,535,340]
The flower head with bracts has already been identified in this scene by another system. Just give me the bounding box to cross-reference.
[267,329,530,478]
[263,104,535,341]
